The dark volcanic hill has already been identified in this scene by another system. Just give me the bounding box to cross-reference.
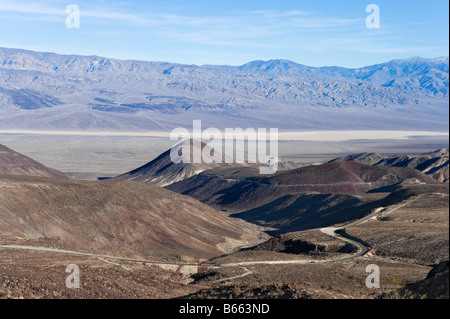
[167,161,439,212]
[111,140,249,187]
[0,175,259,261]
[0,144,68,179]
[330,148,449,183]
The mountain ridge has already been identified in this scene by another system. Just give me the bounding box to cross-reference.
[166,161,440,214]
[1,46,447,73]
[330,148,449,183]
[0,47,448,131]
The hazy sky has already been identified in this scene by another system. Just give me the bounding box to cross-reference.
[0,0,448,67]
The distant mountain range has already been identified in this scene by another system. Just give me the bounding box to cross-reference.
[0,47,448,131]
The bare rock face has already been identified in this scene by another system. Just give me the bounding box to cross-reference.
[0,175,260,261]
[0,144,68,179]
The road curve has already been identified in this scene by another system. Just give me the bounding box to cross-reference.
[2,198,420,277]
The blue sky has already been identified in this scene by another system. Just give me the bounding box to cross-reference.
[0,0,448,67]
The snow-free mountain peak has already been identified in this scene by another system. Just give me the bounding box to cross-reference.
[0,47,448,131]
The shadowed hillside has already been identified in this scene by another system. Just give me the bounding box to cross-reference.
[167,161,439,212]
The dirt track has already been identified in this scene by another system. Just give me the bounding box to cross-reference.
[0,201,399,276]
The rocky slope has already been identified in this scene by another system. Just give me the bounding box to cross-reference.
[347,185,449,266]
[0,144,68,179]
[330,148,449,183]
[111,139,249,187]
[399,261,449,299]
[0,175,259,261]
[167,162,439,212]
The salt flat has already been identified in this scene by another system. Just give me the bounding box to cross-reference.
[0,130,448,140]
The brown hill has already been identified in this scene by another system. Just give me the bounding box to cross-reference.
[167,161,439,212]
[330,148,449,183]
[258,161,439,190]
[0,144,68,179]
[0,175,259,261]
[111,139,249,187]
